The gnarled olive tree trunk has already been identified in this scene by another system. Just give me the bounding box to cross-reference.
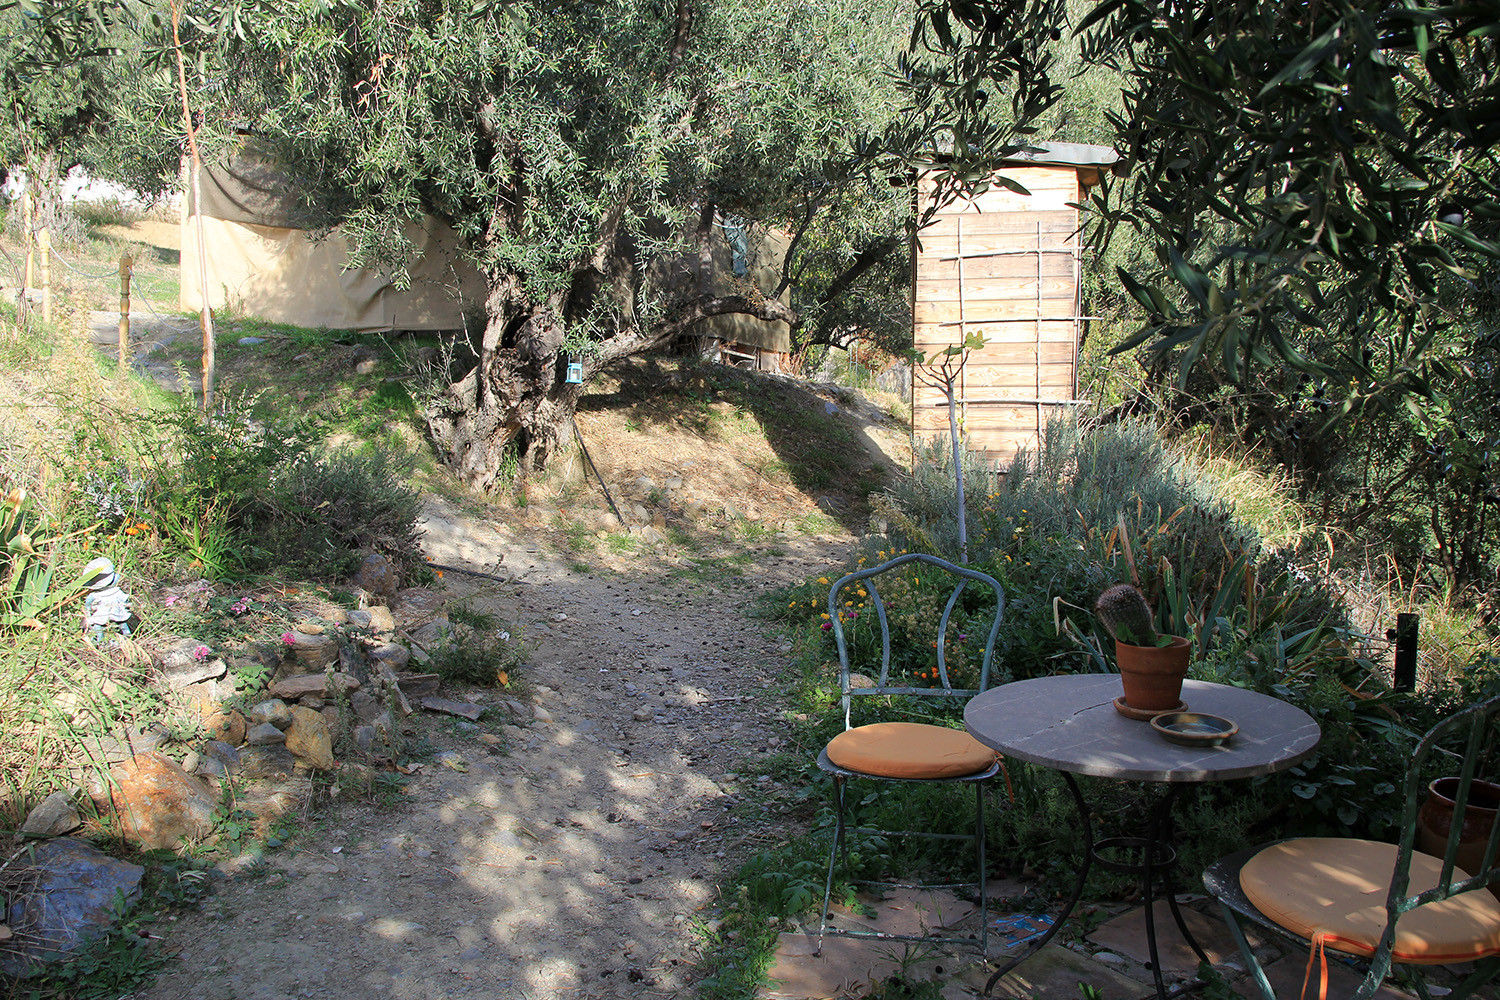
[423,277,584,489]
[424,256,803,490]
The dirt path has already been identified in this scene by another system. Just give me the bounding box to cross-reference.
[136,507,854,1000]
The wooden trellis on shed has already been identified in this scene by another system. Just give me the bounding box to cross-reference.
[912,143,1118,469]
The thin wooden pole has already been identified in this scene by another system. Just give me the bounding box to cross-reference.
[19,192,33,328]
[38,228,51,324]
[172,0,214,412]
[118,254,133,368]
[22,192,34,291]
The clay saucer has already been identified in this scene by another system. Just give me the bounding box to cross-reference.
[1112,695,1188,721]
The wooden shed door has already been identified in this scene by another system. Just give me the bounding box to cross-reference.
[912,166,1084,469]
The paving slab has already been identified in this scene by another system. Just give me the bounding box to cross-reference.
[760,931,949,1000]
[821,888,979,937]
[1085,902,1250,973]
[1230,952,1415,1000]
[983,943,1155,1000]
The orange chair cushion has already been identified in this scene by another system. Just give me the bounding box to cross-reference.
[1240,838,1500,964]
[826,722,996,779]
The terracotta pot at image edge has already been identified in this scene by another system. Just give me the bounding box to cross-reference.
[1417,776,1500,888]
[1116,636,1192,712]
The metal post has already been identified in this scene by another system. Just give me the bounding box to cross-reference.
[1395,613,1419,692]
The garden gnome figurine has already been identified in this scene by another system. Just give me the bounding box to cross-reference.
[82,557,134,641]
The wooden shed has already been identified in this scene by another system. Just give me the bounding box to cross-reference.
[912,143,1118,468]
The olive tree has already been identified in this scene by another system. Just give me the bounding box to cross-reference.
[155,0,928,486]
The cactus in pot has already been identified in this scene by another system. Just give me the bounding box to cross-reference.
[1094,582,1191,713]
[1093,583,1159,647]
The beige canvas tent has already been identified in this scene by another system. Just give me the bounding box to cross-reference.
[180,148,485,331]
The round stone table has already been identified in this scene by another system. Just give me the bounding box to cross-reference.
[964,673,1321,999]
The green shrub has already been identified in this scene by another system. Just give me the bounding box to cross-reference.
[248,445,422,578]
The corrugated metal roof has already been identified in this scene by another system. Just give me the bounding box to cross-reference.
[996,142,1120,168]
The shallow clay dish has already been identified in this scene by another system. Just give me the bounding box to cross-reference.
[1112,696,1187,721]
[1151,712,1238,747]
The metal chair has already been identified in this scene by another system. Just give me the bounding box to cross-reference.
[814,552,1006,954]
[1204,695,1500,999]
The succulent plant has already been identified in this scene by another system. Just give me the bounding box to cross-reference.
[1094,583,1158,646]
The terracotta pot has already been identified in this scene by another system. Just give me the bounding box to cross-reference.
[1417,776,1500,880]
[1116,636,1192,712]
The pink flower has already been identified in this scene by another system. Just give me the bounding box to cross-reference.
[163,594,179,608]
[820,622,832,631]
[193,645,210,662]
[281,632,296,646]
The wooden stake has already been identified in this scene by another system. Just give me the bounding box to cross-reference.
[22,191,34,293]
[119,254,133,368]
[172,0,214,412]
[38,228,51,324]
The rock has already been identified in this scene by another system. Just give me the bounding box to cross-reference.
[350,691,383,723]
[354,358,378,375]
[532,706,553,723]
[364,605,396,638]
[372,711,394,737]
[338,642,370,685]
[320,705,342,732]
[20,791,81,838]
[353,553,398,599]
[372,662,413,716]
[0,838,144,976]
[247,723,288,746]
[288,632,339,671]
[76,725,168,764]
[346,609,373,629]
[353,726,378,752]
[411,617,453,648]
[434,751,468,772]
[294,620,325,635]
[633,707,654,722]
[191,755,227,779]
[284,706,334,770]
[421,697,483,721]
[368,643,411,671]
[248,699,294,728]
[394,672,440,696]
[202,741,242,773]
[238,745,296,780]
[634,476,656,493]
[638,526,666,544]
[268,672,360,701]
[204,711,247,745]
[108,753,216,851]
[154,638,229,687]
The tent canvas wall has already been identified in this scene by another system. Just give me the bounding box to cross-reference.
[912,142,1118,468]
[180,149,485,331]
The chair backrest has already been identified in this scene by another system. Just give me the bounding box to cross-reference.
[827,552,1005,730]
[1372,695,1500,976]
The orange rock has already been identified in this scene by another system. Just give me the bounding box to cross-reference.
[204,710,247,746]
[108,753,216,851]
[285,706,335,770]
